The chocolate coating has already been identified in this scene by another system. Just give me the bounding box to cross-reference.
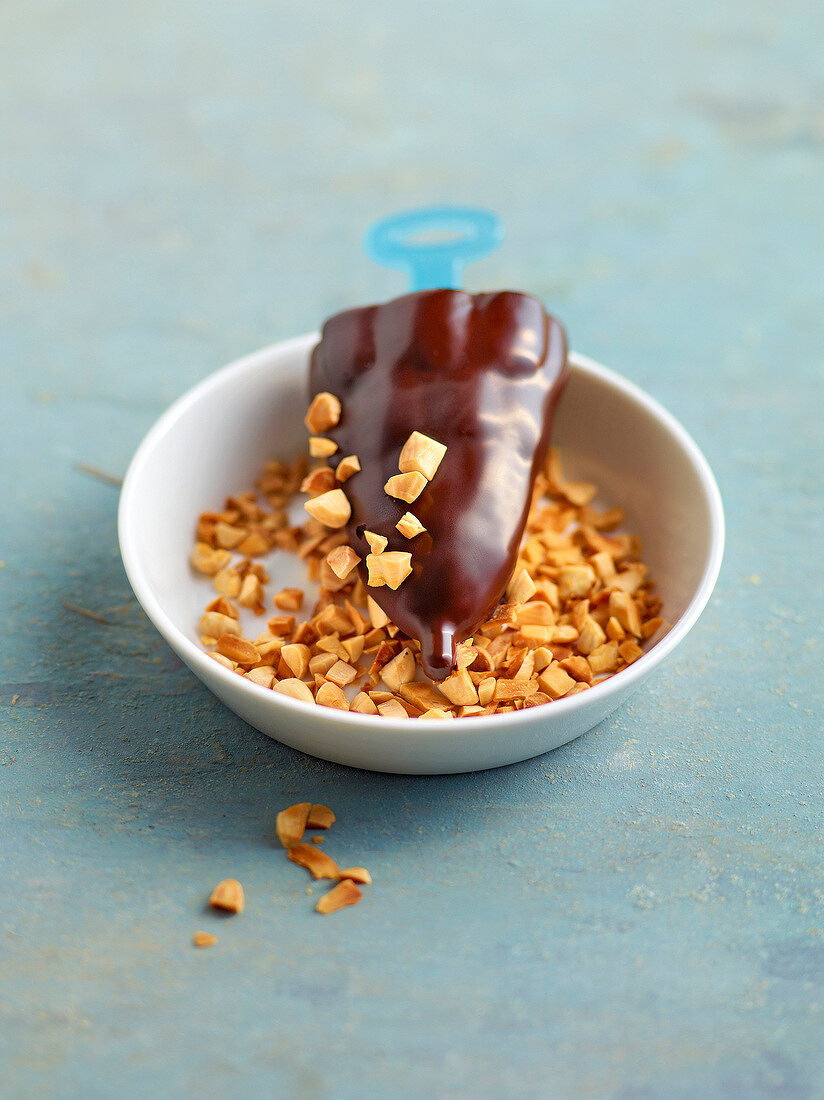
[309,289,568,679]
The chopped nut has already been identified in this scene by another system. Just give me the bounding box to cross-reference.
[281,643,311,679]
[325,660,358,688]
[288,843,341,880]
[304,489,351,529]
[216,634,261,666]
[315,681,350,709]
[338,867,372,885]
[209,878,245,914]
[301,466,337,496]
[351,691,379,714]
[619,640,644,665]
[276,802,311,847]
[384,472,427,503]
[273,587,304,612]
[587,641,620,675]
[193,931,218,948]
[273,678,315,705]
[437,669,479,707]
[558,565,597,600]
[191,543,233,576]
[537,664,576,700]
[608,590,643,637]
[304,391,342,434]
[335,455,361,483]
[307,805,336,830]
[366,551,413,590]
[576,615,606,655]
[507,568,537,605]
[245,666,275,689]
[558,655,593,684]
[380,648,416,692]
[376,698,408,719]
[395,512,427,539]
[398,430,447,480]
[364,531,388,555]
[419,707,454,720]
[308,436,339,458]
[316,879,362,914]
[327,545,361,581]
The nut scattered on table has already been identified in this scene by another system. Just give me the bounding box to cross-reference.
[208,878,245,914]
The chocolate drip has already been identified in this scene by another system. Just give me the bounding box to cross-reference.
[309,289,568,679]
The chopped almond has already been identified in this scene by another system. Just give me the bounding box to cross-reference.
[395,512,427,539]
[315,681,350,710]
[304,489,351,529]
[351,691,379,714]
[273,678,315,705]
[507,568,537,605]
[209,878,245,914]
[281,643,311,679]
[338,867,372,885]
[304,392,342,434]
[335,454,361,482]
[308,436,339,458]
[288,843,341,880]
[301,466,337,496]
[316,879,362,914]
[276,802,312,847]
[384,472,427,503]
[366,551,413,590]
[437,669,479,707]
[307,805,336,830]
[377,698,408,719]
[537,663,576,700]
[380,648,416,692]
[619,640,644,665]
[326,660,358,687]
[193,931,218,948]
[191,543,233,576]
[364,530,388,555]
[326,544,361,581]
[398,431,447,480]
[273,588,304,612]
[216,634,261,666]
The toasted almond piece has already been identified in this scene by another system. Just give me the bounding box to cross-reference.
[591,550,616,583]
[216,634,261,666]
[366,594,391,629]
[587,641,620,675]
[237,573,265,613]
[213,566,242,598]
[273,678,315,705]
[301,466,337,496]
[395,512,427,539]
[335,454,361,483]
[515,601,555,627]
[193,931,218,948]
[619,640,644,665]
[399,681,451,712]
[209,878,245,914]
[437,669,479,707]
[315,681,350,710]
[377,698,409,719]
[339,867,372,885]
[642,616,665,640]
[304,488,350,528]
[327,545,361,581]
[341,634,364,664]
[245,666,275,689]
[398,431,447,480]
[308,652,338,678]
[273,588,304,612]
[559,655,593,684]
[288,843,341,880]
[610,564,648,595]
[380,647,416,692]
[384,472,427,503]
[316,879,362,914]
[419,707,454,720]
[351,691,379,714]
[306,804,336,830]
[276,802,311,847]
[366,551,413,590]
[608,590,643,637]
[325,660,358,688]
[281,643,311,679]
[304,391,342,434]
[606,616,626,641]
[267,613,296,637]
[191,543,233,576]
[537,664,576,700]
[477,677,497,706]
[507,568,537,605]
[558,564,597,600]
[523,691,553,709]
[236,530,270,557]
[364,531,389,555]
[531,646,554,672]
[576,616,606,655]
[209,652,236,670]
[204,595,239,620]
[213,521,248,550]
[308,436,339,458]
[493,677,539,703]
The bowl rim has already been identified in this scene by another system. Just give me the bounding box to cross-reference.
[118,335,725,739]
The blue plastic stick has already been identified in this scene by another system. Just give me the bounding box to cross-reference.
[363,206,504,291]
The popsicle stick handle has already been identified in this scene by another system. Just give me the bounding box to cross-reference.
[364,206,504,291]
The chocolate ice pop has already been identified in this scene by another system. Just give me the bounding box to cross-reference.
[307,287,568,680]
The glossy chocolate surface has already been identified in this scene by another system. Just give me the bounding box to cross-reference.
[309,289,568,679]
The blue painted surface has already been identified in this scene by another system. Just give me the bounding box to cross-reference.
[1,1,823,1097]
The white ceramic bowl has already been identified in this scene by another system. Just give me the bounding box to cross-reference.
[118,335,724,774]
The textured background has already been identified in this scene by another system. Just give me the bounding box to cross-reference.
[2,1,823,1097]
